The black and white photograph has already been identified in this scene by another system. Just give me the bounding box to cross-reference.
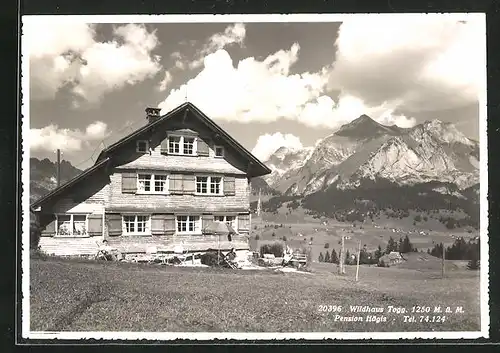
[22,13,488,340]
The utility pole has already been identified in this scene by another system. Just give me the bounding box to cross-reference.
[441,242,445,278]
[56,149,61,187]
[339,235,346,275]
[355,240,361,282]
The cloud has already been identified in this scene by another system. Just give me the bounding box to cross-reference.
[328,15,484,112]
[30,121,110,152]
[158,71,173,91]
[159,44,411,130]
[251,132,304,161]
[299,94,416,128]
[159,44,330,123]
[189,23,246,69]
[25,21,162,105]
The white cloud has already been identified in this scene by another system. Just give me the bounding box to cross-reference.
[25,22,162,105]
[159,44,411,131]
[174,60,185,70]
[158,71,173,91]
[159,44,332,124]
[328,15,484,112]
[30,121,110,152]
[85,121,109,139]
[189,23,246,69]
[251,132,304,161]
[159,16,481,132]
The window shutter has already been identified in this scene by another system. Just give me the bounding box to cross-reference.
[106,214,122,236]
[164,214,175,235]
[169,174,184,194]
[87,214,103,236]
[41,215,56,236]
[151,215,165,236]
[160,137,169,155]
[122,172,137,193]
[224,176,236,196]
[183,175,196,194]
[238,213,250,232]
[202,214,213,233]
[197,137,210,157]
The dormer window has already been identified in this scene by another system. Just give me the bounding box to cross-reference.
[168,135,196,155]
[214,145,224,158]
[136,140,149,153]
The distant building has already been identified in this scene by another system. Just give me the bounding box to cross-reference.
[378,251,404,266]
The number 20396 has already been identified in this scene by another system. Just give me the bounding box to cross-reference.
[318,305,342,312]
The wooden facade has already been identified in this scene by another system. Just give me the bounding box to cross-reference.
[32,103,271,256]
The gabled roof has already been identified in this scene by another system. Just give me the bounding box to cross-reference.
[31,103,271,208]
[95,102,271,176]
[31,157,110,209]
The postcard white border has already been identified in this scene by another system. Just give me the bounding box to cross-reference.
[20,12,489,341]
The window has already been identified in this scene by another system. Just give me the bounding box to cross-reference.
[196,176,223,195]
[183,137,195,155]
[214,215,237,230]
[136,140,149,153]
[123,215,150,235]
[168,136,180,154]
[214,146,224,158]
[176,215,201,234]
[168,135,195,155]
[137,173,168,193]
[196,176,208,194]
[56,214,87,236]
[210,176,222,194]
[154,175,167,192]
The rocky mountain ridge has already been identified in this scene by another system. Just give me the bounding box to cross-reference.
[262,116,480,196]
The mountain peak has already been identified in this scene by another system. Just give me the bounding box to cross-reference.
[335,114,400,139]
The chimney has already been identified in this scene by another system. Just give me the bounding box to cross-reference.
[145,107,162,124]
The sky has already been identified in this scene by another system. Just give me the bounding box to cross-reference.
[23,14,485,170]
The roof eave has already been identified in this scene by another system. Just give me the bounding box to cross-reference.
[30,157,110,209]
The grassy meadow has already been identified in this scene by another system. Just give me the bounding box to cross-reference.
[30,254,480,332]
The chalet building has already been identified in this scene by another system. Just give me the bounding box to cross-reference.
[31,102,271,257]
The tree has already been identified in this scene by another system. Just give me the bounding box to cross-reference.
[330,249,339,264]
[324,243,330,249]
[324,250,331,263]
[318,252,324,262]
[345,250,351,265]
[374,245,383,261]
[282,235,287,242]
[430,243,444,258]
[386,237,397,254]
[399,235,415,253]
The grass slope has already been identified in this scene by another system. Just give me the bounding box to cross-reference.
[30,257,480,332]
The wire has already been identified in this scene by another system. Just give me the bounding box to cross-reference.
[70,117,146,169]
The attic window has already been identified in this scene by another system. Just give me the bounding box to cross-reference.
[168,135,195,155]
[136,140,149,153]
[214,146,224,158]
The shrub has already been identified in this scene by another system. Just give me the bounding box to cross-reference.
[467,259,480,270]
[378,260,388,268]
[200,251,226,267]
[282,236,287,242]
[255,234,260,240]
[324,243,330,249]
[272,232,276,237]
[260,242,284,258]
